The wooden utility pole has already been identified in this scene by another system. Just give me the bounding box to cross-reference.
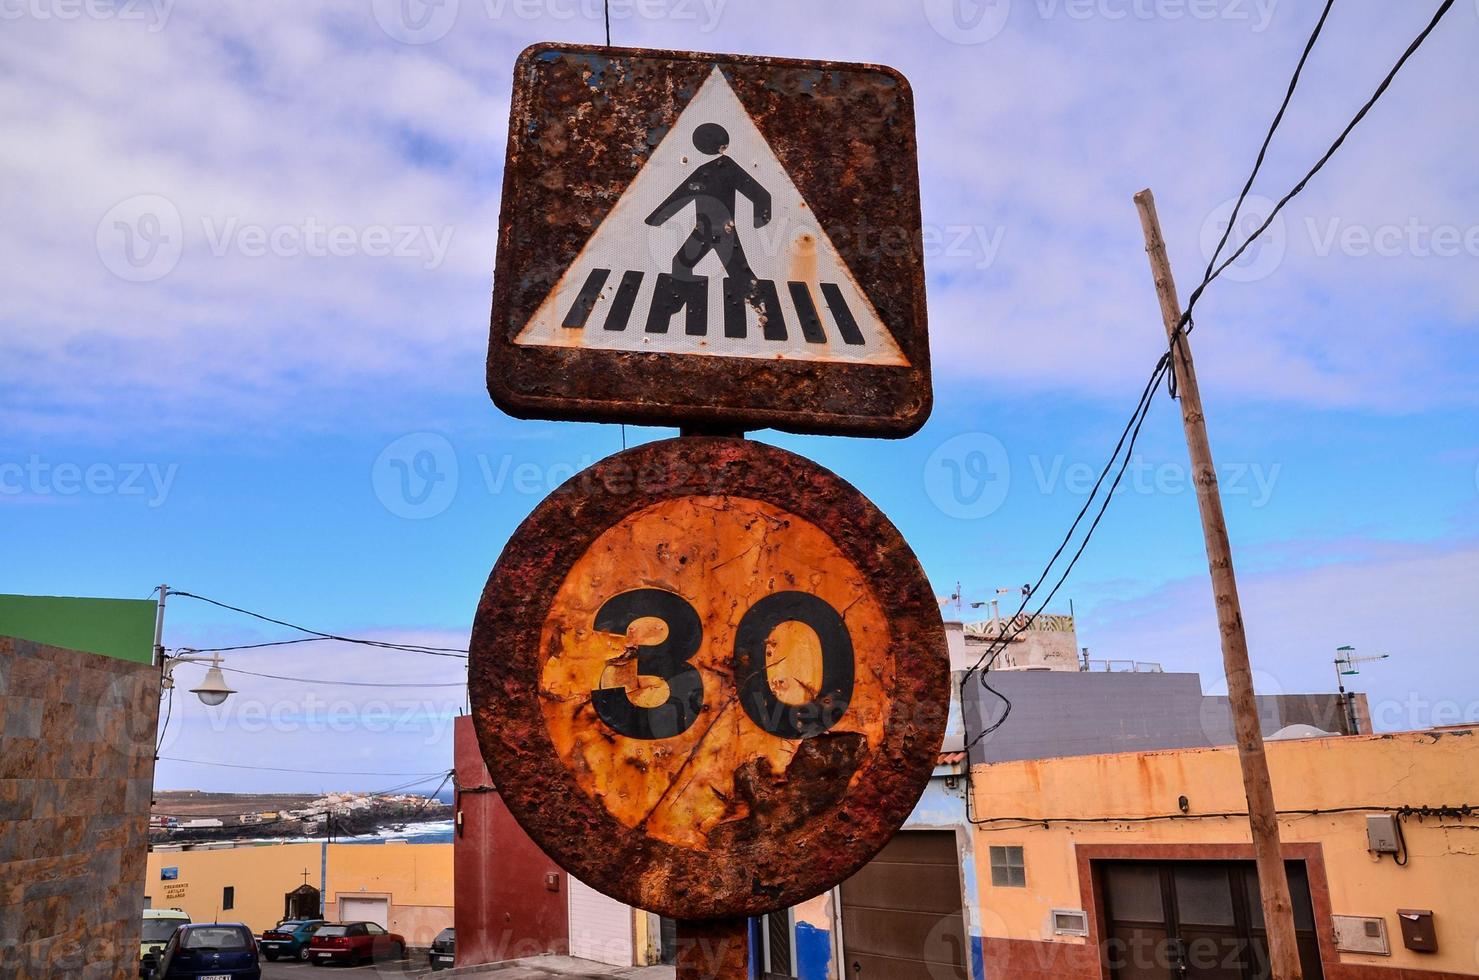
[1133,188,1303,980]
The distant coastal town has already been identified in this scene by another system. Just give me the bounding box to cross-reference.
[150,790,454,845]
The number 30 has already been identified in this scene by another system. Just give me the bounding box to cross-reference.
[590,589,855,741]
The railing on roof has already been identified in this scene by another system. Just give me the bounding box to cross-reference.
[1082,659,1164,673]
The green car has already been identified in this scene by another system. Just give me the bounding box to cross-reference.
[139,909,190,973]
[259,919,325,961]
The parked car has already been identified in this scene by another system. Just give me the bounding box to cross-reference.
[144,922,260,980]
[139,909,191,975]
[428,927,455,971]
[258,919,324,961]
[306,921,406,966]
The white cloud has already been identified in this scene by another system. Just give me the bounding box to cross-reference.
[1080,535,1479,731]
[1,0,1475,438]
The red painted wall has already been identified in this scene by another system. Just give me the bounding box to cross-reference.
[453,716,569,966]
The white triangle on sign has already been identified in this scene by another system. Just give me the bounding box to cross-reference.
[514,67,910,367]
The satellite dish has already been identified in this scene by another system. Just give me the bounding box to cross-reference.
[1268,724,1336,741]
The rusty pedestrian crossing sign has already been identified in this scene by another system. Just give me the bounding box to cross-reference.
[488,44,931,437]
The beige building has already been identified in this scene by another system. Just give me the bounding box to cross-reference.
[145,842,452,946]
[970,729,1479,979]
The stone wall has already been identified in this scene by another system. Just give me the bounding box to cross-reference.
[0,635,159,978]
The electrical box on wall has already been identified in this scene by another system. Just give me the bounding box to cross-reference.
[1333,916,1390,956]
[1397,909,1437,953]
[1366,814,1400,853]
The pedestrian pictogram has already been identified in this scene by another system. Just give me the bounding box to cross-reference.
[515,68,908,367]
[489,44,932,437]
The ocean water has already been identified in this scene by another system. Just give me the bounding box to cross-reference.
[250,819,455,846]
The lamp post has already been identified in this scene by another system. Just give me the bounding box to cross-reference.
[1333,645,1389,735]
[162,651,237,707]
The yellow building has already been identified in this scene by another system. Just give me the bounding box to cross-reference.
[145,842,452,946]
[970,729,1479,979]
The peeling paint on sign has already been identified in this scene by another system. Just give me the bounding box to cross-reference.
[470,437,948,918]
[538,495,895,850]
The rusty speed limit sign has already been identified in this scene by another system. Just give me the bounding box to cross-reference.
[487,44,932,438]
[469,438,947,918]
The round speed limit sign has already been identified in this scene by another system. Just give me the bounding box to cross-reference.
[470,437,947,919]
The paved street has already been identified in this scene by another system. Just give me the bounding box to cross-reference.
[261,955,429,978]
[261,954,674,980]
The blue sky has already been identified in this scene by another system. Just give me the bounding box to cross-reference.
[2,0,1476,792]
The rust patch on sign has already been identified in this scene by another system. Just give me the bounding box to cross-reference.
[470,437,948,919]
[538,496,893,850]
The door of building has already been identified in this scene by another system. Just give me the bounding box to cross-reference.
[567,875,633,966]
[339,895,389,929]
[284,884,321,921]
[1099,860,1323,980]
[840,830,969,980]
[762,909,795,979]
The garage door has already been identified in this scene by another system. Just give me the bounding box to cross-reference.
[340,895,389,929]
[567,876,633,966]
[840,830,968,980]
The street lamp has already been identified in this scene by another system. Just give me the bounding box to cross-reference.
[163,651,237,707]
[1333,645,1389,735]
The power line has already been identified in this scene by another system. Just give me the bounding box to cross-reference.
[958,3,1457,820]
[1179,0,1458,334]
[1186,0,1336,334]
[177,637,331,655]
[970,803,1477,833]
[216,664,466,689]
[168,590,469,659]
[963,353,1171,685]
[157,756,450,778]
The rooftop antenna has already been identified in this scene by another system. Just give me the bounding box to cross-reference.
[1333,645,1390,735]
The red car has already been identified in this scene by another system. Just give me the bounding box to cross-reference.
[306,922,406,966]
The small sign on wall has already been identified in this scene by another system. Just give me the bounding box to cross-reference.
[160,867,179,880]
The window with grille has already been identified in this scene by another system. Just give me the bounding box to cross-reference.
[989,846,1026,887]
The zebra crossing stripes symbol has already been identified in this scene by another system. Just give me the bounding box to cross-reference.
[560,267,869,346]
[514,67,909,367]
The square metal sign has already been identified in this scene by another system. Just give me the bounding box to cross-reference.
[488,43,931,438]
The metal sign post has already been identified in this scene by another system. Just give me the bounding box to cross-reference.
[476,45,944,977]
